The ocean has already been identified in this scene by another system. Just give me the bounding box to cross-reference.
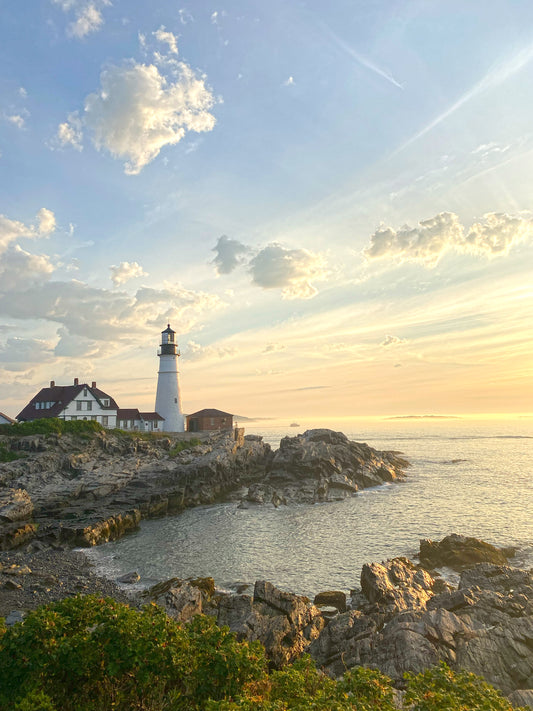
[85,418,532,598]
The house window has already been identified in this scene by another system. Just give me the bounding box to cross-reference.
[71,416,77,421]
[210,418,215,425]
[86,401,92,411]
[103,399,110,407]
[102,416,108,426]
[76,401,82,411]
[91,416,96,421]
[83,388,87,396]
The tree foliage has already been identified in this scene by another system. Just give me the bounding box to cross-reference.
[0,596,529,711]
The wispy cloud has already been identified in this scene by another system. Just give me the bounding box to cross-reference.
[320,22,403,89]
[395,40,533,153]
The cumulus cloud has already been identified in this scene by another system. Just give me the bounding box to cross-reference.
[54,327,103,358]
[54,112,83,150]
[212,235,249,274]
[364,211,533,267]
[0,246,55,290]
[464,213,533,257]
[82,60,216,174]
[110,261,147,286]
[0,208,56,255]
[5,114,26,129]
[153,25,178,54]
[52,0,110,38]
[249,243,327,299]
[381,335,407,347]
[37,208,56,235]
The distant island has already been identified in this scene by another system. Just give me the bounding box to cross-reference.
[385,414,462,420]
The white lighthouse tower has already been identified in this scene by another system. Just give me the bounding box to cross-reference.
[155,324,184,432]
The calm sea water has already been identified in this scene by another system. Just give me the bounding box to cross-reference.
[85,418,532,598]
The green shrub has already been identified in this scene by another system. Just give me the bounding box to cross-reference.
[0,418,103,438]
[0,596,266,711]
[169,438,202,456]
[404,662,529,711]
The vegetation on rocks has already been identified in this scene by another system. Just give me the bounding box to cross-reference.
[0,596,529,711]
[169,437,202,456]
[0,418,104,437]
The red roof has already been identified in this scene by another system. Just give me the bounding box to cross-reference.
[17,383,119,422]
[187,408,233,419]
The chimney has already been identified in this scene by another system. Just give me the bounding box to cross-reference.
[91,381,96,389]
[50,380,55,387]
[74,377,79,386]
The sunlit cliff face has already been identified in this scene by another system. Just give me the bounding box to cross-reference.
[0,1,532,419]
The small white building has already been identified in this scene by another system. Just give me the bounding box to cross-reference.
[17,378,119,428]
[116,408,165,432]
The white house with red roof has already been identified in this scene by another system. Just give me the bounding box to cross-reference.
[16,378,164,432]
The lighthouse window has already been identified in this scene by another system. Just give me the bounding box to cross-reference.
[174,397,178,403]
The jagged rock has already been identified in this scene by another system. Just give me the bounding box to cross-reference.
[360,557,438,613]
[241,429,408,505]
[313,590,347,613]
[0,488,33,522]
[214,580,325,668]
[164,582,204,623]
[419,534,509,571]
[310,555,533,699]
[0,523,37,550]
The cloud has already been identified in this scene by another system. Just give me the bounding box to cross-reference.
[0,337,54,371]
[364,212,463,267]
[183,339,236,362]
[249,243,327,299]
[53,327,103,357]
[178,9,193,25]
[212,235,249,274]
[263,343,286,354]
[5,114,26,129]
[153,25,178,54]
[53,112,83,150]
[0,246,55,290]
[464,213,533,257]
[83,60,216,174]
[37,208,56,235]
[381,335,407,347]
[110,261,147,286]
[52,0,110,39]
[0,208,56,254]
[364,211,533,268]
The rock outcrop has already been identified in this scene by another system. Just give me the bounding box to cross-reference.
[0,429,271,547]
[241,429,408,506]
[309,548,533,700]
[419,533,511,571]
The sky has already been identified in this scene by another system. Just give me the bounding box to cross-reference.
[0,0,532,420]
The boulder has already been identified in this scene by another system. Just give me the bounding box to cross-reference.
[241,429,408,505]
[360,557,439,613]
[419,534,509,571]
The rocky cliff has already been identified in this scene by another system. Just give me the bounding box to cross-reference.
[0,427,409,549]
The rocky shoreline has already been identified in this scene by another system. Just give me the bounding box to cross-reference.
[1,533,531,706]
[1,427,531,705]
[0,427,407,548]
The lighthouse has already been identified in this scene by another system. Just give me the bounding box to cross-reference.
[155,324,184,432]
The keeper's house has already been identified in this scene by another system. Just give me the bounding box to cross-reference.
[17,379,119,428]
[186,408,233,432]
[16,379,164,432]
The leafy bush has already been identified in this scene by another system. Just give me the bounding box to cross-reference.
[0,596,266,711]
[169,438,202,456]
[0,598,529,711]
[404,661,530,711]
[0,418,103,437]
